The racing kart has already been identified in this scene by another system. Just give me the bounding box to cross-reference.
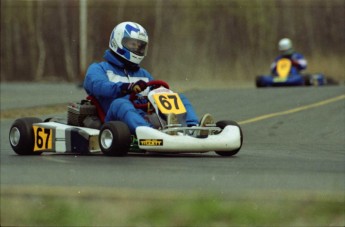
[9,80,243,157]
[255,58,329,87]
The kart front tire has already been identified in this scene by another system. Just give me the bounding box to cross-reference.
[215,120,243,157]
[99,121,131,156]
[9,117,43,155]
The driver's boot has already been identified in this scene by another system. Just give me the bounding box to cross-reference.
[166,113,178,135]
[199,113,215,138]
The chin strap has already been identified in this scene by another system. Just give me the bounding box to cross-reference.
[112,50,140,71]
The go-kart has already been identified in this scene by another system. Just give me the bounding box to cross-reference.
[256,58,329,87]
[9,80,243,157]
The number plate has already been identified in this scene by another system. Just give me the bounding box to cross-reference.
[152,93,186,114]
[276,58,292,79]
[33,126,53,151]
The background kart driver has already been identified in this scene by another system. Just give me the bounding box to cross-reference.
[270,38,307,76]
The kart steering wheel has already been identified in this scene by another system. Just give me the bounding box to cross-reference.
[130,80,170,109]
[147,80,169,90]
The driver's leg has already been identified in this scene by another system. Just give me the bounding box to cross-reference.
[105,98,151,134]
[179,94,199,126]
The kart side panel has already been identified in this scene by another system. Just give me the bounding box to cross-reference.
[33,122,100,153]
[136,126,241,152]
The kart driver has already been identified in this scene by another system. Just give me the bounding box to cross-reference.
[83,21,213,134]
[270,38,307,76]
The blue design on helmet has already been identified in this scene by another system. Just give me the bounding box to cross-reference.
[124,24,140,38]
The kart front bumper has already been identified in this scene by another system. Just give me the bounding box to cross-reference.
[257,74,304,86]
[136,125,241,153]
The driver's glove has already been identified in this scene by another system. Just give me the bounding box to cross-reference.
[291,60,299,66]
[290,57,300,67]
[121,80,148,94]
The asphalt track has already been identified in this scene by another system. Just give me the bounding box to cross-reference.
[1,83,344,198]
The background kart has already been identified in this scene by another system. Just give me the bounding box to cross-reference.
[255,58,337,87]
[9,80,243,157]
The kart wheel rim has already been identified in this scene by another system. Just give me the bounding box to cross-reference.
[9,127,20,146]
[100,129,113,149]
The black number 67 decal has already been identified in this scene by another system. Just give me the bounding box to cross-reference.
[33,126,53,151]
[153,93,186,114]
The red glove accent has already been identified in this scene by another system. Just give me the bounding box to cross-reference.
[291,60,299,67]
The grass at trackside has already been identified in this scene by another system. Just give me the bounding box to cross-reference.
[0,104,68,120]
[1,187,344,226]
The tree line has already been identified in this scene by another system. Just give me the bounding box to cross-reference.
[1,0,344,83]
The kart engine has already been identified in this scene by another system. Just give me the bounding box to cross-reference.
[67,100,101,129]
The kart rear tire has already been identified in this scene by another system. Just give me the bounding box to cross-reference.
[255,76,265,88]
[9,117,43,155]
[99,121,131,156]
[215,120,243,157]
[303,74,313,86]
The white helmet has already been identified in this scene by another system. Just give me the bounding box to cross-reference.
[278,38,293,51]
[109,22,149,65]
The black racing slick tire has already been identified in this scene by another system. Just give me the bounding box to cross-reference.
[255,76,265,88]
[9,117,43,155]
[99,121,131,156]
[215,120,243,157]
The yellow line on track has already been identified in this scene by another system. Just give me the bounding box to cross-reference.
[239,94,345,125]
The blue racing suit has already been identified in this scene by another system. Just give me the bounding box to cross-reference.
[83,50,199,134]
[270,52,307,76]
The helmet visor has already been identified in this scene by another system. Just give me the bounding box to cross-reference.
[122,38,147,56]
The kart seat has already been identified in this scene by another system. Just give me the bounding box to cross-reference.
[86,96,105,123]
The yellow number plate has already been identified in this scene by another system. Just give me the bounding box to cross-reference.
[33,126,53,151]
[276,58,292,79]
[152,93,186,114]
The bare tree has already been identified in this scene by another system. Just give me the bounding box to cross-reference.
[26,0,38,80]
[59,1,76,81]
[151,0,163,76]
[1,1,14,81]
[79,0,88,82]
[35,1,46,81]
